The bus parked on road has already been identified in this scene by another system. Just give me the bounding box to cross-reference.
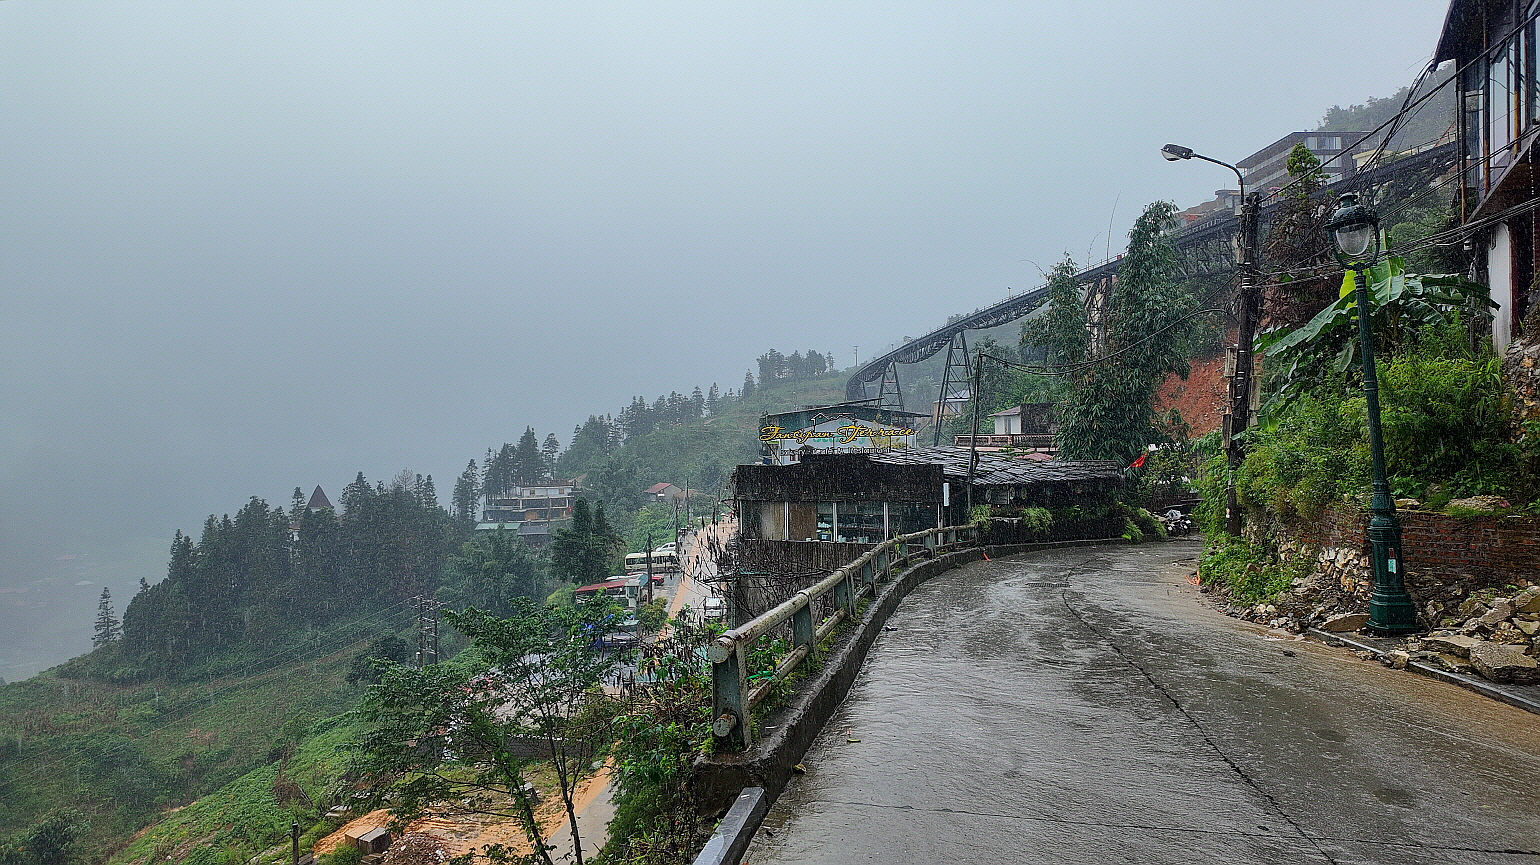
[624,548,679,573]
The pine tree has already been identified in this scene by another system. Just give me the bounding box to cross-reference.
[549,499,620,585]
[741,370,756,400]
[93,587,121,647]
[513,427,544,484]
[705,383,721,416]
[542,433,562,478]
[452,460,482,526]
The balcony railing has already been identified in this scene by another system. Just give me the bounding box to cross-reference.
[952,434,1056,450]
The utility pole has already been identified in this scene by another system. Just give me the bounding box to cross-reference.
[645,530,655,606]
[1160,144,1259,537]
[413,596,440,667]
[964,354,982,521]
[1225,191,1261,536]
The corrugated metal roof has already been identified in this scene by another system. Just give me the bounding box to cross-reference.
[867,446,1122,486]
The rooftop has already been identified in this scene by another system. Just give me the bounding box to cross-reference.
[867,446,1122,486]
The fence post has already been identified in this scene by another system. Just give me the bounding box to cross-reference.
[791,602,814,654]
[712,642,751,750]
[832,573,852,618]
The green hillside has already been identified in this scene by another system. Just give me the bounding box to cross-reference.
[0,624,384,863]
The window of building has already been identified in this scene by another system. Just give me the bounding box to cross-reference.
[816,502,834,541]
[889,502,937,536]
[836,501,886,543]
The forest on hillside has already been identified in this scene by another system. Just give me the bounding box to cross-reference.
[0,347,847,863]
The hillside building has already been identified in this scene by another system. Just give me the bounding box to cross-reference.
[1435,0,1540,352]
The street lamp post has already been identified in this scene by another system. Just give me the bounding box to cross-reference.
[1162,144,1260,536]
[1325,193,1420,635]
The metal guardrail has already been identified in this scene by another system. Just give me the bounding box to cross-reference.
[707,524,976,749]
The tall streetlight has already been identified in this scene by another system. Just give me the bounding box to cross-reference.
[1162,143,1260,536]
[1325,193,1420,634]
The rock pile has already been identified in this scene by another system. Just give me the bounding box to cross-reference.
[1207,566,1346,635]
[1400,586,1540,684]
[1203,565,1540,686]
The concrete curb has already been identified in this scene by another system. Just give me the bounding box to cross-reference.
[1305,628,1540,716]
[691,536,1128,864]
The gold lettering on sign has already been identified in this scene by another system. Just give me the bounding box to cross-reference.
[763,424,916,445]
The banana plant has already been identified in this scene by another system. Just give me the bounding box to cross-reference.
[1254,256,1493,428]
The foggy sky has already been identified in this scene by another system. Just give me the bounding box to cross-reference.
[1,0,1451,678]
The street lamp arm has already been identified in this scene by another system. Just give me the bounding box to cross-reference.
[1188,153,1246,200]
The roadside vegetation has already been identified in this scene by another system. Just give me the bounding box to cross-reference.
[1194,144,1527,603]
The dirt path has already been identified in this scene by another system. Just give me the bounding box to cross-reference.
[315,761,614,860]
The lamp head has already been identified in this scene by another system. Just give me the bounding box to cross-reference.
[1325,192,1381,266]
[1161,144,1194,162]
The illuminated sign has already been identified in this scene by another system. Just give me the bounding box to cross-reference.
[760,415,916,463]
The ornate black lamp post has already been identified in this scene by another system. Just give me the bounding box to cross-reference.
[1324,193,1420,634]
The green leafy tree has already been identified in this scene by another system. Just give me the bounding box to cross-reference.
[1020,257,1089,370]
[582,455,645,516]
[441,527,545,614]
[352,596,623,865]
[627,503,676,554]
[345,634,410,686]
[1261,144,1336,328]
[0,810,80,865]
[1056,201,1197,463]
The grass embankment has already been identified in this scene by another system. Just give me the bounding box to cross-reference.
[108,714,363,865]
[0,631,374,863]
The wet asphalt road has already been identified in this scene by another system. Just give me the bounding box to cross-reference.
[743,540,1540,865]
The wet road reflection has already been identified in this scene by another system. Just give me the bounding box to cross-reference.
[744,541,1540,864]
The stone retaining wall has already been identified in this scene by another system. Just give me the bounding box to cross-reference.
[1258,508,1540,620]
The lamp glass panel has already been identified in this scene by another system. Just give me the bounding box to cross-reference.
[1334,224,1375,258]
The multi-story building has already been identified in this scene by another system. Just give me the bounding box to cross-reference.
[1236,131,1374,195]
[1436,0,1540,351]
[478,481,578,542]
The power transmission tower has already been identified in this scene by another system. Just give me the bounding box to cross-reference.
[412,596,441,667]
[876,360,904,412]
[933,332,972,445]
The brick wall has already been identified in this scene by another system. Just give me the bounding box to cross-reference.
[1265,508,1540,612]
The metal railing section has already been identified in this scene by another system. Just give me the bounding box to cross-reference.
[708,524,975,749]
